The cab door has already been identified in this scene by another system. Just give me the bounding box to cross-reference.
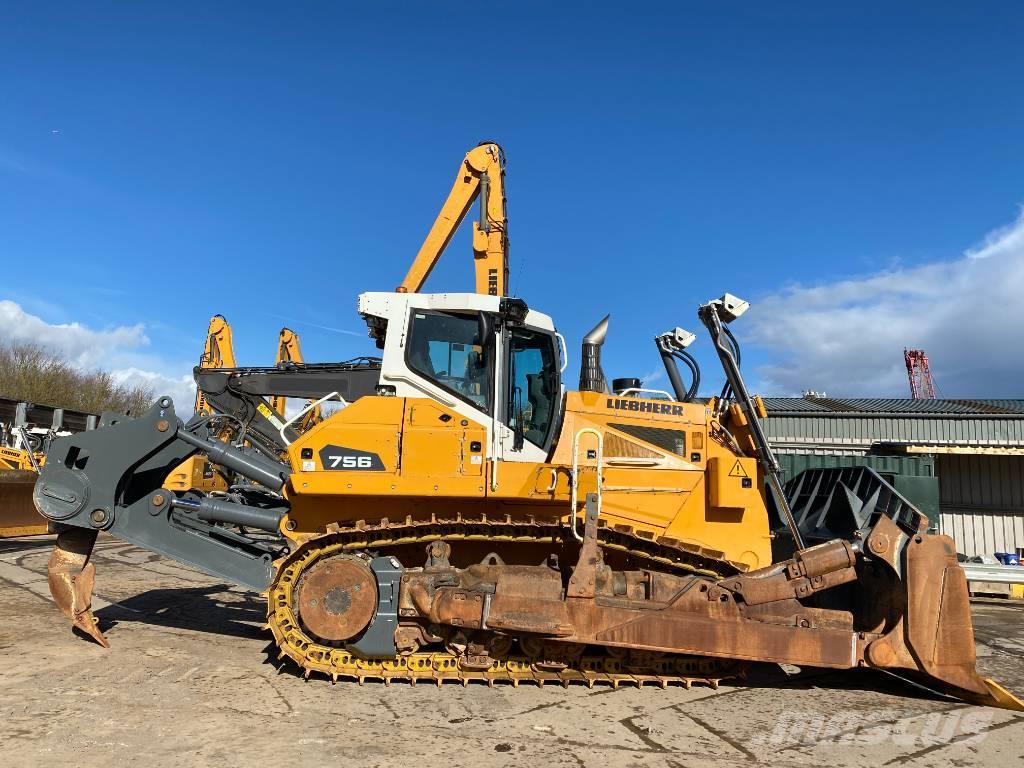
[400,398,487,495]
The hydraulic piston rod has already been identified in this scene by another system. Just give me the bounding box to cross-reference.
[170,495,286,532]
[176,429,290,491]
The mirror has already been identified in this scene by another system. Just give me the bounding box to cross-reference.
[476,312,495,368]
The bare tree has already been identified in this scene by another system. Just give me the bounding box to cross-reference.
[0,342,155,415]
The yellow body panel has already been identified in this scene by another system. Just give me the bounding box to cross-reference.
[163,455,227,494]
[1,453,47,537]
[0,446,43,471]
[281,390,772,570]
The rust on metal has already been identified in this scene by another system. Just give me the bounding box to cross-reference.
[295,555,378,643]
[47,526,109,647]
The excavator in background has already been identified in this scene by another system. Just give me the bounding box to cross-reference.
[31,141,1023,710]
[271,328,322,427]
[163,315,237,494]
[165,317,322,495]
[398,141,508,297]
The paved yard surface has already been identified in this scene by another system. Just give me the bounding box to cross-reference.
[1,534,1023,767]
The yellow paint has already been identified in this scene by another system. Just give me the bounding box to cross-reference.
[163,455,227,493]
[398,143,509,296]
[165,314,237,494]
[281,389,772,571]
[270,328,321,425]
[0,446,44,471]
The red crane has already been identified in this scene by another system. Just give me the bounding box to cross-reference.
[904,349,937,399]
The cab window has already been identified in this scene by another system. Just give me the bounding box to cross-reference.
[507,328,558,448]
[406,310,489,412]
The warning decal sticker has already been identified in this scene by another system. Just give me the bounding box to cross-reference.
[728,460,749,478]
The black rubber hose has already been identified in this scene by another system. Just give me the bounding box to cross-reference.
[658,344,690,401]
[678,349,701,400]
[670,350,699,400]
[723,324,741,367]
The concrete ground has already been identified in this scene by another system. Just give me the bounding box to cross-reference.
[1,534,1023,768]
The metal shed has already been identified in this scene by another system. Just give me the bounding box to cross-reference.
[761,397,1024,559]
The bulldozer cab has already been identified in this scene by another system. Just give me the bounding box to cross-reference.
[361,291,564,465]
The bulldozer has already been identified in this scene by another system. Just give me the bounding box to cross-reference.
[1,402,60,537]
[31,142,1023,710]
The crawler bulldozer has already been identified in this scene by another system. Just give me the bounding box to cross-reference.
[31,142,1023,709]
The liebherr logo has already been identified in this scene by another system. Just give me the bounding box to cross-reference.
[606,398,684,416]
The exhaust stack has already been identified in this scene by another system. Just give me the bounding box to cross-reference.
[579,315,610,393]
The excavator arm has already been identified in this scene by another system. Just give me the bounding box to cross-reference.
[397,142,509,296]
[270,328,321,425]
[194,315,236,415]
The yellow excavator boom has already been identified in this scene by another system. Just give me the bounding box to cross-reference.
[397,142,509,296]
[270,327,321,424]
[166,314,237,493]
[194,314,236,415]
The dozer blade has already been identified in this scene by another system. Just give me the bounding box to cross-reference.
[0,469,49,537]
[866,523,1024,710]
[47,527,109,648]
[775,467,1023,710]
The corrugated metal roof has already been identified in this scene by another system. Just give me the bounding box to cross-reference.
[763,397,1024,416]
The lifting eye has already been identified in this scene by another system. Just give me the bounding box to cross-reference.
[439,414,452,423]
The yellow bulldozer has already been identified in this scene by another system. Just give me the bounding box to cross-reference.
[1,402,56,537]
[31,142,1022,710]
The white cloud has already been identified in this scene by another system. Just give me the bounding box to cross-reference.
[0,299,148,368]
[0,300,194,410]
[110,368,196,413]
[745,209,1024,398]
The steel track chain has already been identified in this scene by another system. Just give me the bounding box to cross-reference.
[266,514,745,688]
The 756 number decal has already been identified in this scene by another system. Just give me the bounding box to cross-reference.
[327,455,373,469]
[317,444,386,472]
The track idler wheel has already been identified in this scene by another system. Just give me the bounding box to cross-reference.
[295,555,378,644]
[48,527,108,648]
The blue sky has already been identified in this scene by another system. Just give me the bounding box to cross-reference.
[2,2,1023,403]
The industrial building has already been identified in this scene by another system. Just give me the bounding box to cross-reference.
[762,397,1024,559]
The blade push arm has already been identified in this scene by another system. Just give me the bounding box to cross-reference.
[397,142,509,296]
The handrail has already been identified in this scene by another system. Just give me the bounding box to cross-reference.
[278,391,344,447]
[616,388,674,400]
[570,428,603,542]
[555,332,569,373]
